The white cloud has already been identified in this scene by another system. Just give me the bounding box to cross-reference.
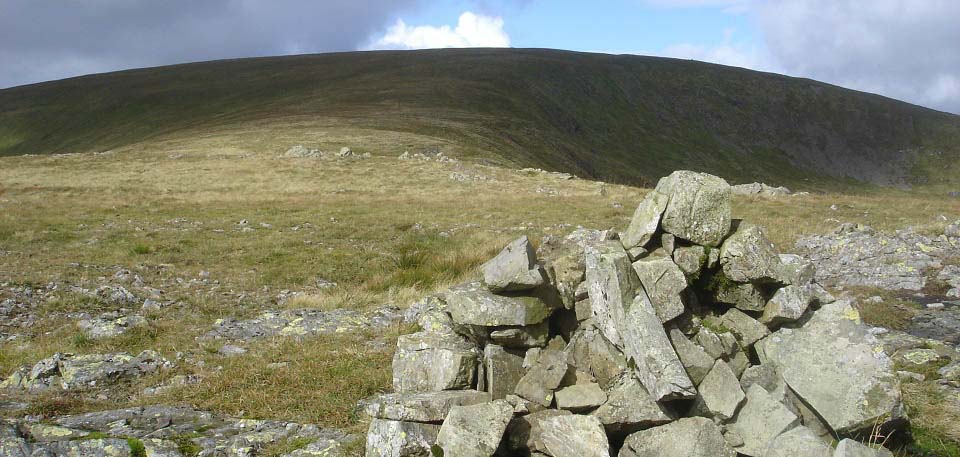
[660,28,775,71]
[367,11,510,50]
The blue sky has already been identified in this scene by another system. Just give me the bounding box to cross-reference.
[1,0,958,113]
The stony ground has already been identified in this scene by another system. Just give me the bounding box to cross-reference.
[1,140,959,456]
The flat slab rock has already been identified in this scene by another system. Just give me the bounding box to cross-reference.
[444,281,556,326]
[203,305,405,340]
[539,414,610,457]
[359,390,491,422]
[757,300,902,433]
[619,417,736,457]
[435,400,514,457]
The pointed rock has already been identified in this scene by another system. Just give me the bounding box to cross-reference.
[621,189,669,250]
[619,291,695,400]
[668,327,715,385]
[760,284,815,326]
[697,359,746,420]
[718,308,770,347]
[554,383,607,412]
[585,241,641,347]
[482,236,546,293]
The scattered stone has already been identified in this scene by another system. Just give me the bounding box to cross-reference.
[731,182,791,197]
[392,332,478,393]
[482,236,546,293]
[204,305,405,340]
[619,417,736,457]
[435,400,513,457]
[2,351,168,391]
[217,344,247,357]
[539,414,610,457]
[946,220,960,238]
[77,313,147,339]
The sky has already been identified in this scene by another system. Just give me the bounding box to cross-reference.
[1,0,958,114]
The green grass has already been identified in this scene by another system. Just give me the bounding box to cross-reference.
[1,49,959,190]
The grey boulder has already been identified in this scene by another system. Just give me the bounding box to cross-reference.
[619,417,736,457]
[763,426,832,457]
[444,281,556,326]
[359,390,490,423]
[632,256,687,323]
[727,385,799,457]
[435,400,514,457]
[482,236,547,293]
[720,222,782,283]
[392,332,478,393]
[539,415,611,457]
[621,189,669,250]
[365,419,439,457]
[658,171,733,247]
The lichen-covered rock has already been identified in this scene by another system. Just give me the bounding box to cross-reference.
[585,240,641,348]
[673,245,706,277]
[590,375,672,435]
[834,439,895,457]
[763,426,832,457]
[718,309,770,347]
[727,385,799,457]
[488,321,550,348]
[658,171,733,247]
[505,409,571,454]
[539,415,610,457]
[632,257,687,323]
[514,349,568,407]
[392,332,478,393]
[203,305,405,340]
[359,390,491,423]
[667,327,715,385]
[694,327,739,360]
[78,314,147,340]
[554,383,607,412]
[621,189,669,250]
[5,350,170,391]
[482,236,547,293]
[696,359,745,420]
[365,419,439,457]
[445,282,557,326]
[564,324,629,388]
[712,278,768,312]
[775,254,815,286]
[720,222,782,284]
[760,284,816,326]
[484,345,526,400]
[619,417,736,457]
[756,300,902,433]
[435,400,514,457]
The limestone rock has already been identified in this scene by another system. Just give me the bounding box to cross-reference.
[539,415,610,457]
[392,332,478,393]
[359,390,491,423]
[727,385,799,457]
[719,309,770,347]
[667,327,714,385]
[621,189,669,250]
[365,419,439,457]
[58,350,167,390]
[515,349,568,406]
[696,359,746,420]
[632,257,687,322]
[757,300,902,433]
[444,281,556,326]
[482,236,547,293]
[619,417,736,457]
[484,345,526,400]
[435,400,514,457]
[78,314,147,340]
[554,383,607,412]
[720,222,782,284]
[590,375,673,434]
[658,171,733,247]
[834,439,895,457]
[763,426,832,457]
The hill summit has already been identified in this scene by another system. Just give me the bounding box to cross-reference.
[1,48,959,189]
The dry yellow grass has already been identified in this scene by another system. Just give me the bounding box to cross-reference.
[1,131,958,452]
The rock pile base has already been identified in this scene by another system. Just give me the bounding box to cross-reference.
[363,171,904,457]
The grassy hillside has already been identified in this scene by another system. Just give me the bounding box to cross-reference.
[2,48,960,189]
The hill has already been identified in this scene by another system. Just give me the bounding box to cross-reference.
[2,48,959,189]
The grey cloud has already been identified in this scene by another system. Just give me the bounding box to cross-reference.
[756,0,960,114]
[0,0,422,88]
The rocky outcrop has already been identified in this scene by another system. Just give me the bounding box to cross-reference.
[1,351,169,391]
[361,170,904,456]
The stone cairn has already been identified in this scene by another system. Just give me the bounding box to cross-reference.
[362,171,904,457]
